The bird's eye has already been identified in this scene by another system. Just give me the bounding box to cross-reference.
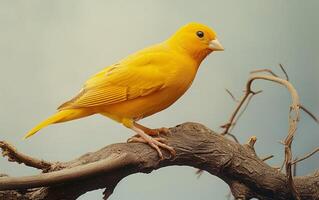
[196,31,204,38]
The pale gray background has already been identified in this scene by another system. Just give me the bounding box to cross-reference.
[0,0,318,199]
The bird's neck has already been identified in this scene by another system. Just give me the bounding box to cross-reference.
[165,40,212,66]
[189,49,212,65]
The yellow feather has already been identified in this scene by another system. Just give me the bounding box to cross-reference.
[24,109,92,139]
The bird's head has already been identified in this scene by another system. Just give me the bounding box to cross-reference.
[167,22,224,63]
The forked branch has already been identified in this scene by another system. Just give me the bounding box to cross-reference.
[221,66,318,199]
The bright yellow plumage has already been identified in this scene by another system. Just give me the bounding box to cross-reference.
[24,22,224,158]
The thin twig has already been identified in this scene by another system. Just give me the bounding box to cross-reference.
[261,155,274,162]
[300,105,319,124]
[225,89,239,102]
[279,64,289,81]
[293,157,298,177]
[0,141,53,172]
[292,147,319,165]
[195,169,204,178]
[250,69,279,77]
[229,90,262,133]
[221,92,251,135]
[226,133,239,143]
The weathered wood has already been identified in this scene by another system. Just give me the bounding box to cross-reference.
[1,122,318,200]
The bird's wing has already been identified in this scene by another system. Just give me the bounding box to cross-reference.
[58,51,169,110]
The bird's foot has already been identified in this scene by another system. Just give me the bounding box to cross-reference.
[128,135,175,160]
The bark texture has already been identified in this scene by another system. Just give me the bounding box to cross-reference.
[0,122,318,200]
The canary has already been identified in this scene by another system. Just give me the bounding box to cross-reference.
[24,22,224,159]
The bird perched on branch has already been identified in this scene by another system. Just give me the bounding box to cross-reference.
[24,22,224,159]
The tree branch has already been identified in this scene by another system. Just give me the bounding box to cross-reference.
[0,141,53,172]
[0,123,318,200]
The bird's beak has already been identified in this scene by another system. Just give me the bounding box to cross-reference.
[209,39,224,51]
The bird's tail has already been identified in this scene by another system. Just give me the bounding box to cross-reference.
[23,109,92,139]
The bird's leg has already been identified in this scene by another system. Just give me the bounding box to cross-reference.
[128,125,175,159]
[127,122,169,142]
[133,122,169,136]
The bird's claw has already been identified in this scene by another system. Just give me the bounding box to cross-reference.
[127,136,175,160]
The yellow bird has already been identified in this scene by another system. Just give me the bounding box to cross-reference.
[24,22,224,159]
